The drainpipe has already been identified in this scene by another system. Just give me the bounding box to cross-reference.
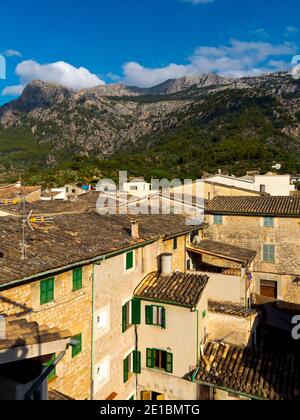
[90,263,97,400]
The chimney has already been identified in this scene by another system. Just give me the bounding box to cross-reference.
[161,253,173,276]
[131,219,140,240]
[15,180,22,188]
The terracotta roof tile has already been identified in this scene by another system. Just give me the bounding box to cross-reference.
[189,240,256,265]
[206,196,300,216]
[194,341,300,400]
[134,271,209,308]
[0,214,198,287]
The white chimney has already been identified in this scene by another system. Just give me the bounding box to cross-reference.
[15,180,22,188]
[161,253,173,276]
[131,220,140,240]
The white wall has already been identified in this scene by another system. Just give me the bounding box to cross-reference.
[207,174,294,196]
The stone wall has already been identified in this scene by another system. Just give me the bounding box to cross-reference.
[0,266,93,400]
[207,214,300,304]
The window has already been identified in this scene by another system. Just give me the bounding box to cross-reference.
[264,217,274,228]
[96,357,110,386]
[124,351,141,383]
[122,299,141,333]
[263,245,275,263]
[214,215,223,225]
[40,278,54,305]
[126,251,134,271]
[146,306,166,329]
[73,267,83,291]
[43,354,56,382]
[72,333,82,358]
[146,349,173,373]
[96,308,109,333]
[260,280,278,299]
[173,237,178,250]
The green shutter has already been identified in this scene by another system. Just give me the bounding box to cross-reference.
[166,352,173,373]
[161,307,166,329]
[126,252,134,270]
[122,304,127,333]
[72,333,82,358]
[73,267,83,291]
[133,351,141,374]
[44,354,56,381]
[146,306,153,325]
[146,349,154,368]
[40,278,54,305]
[124,356,129,383]
[132,299,141,325]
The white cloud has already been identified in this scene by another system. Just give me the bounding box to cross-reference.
[2,60,104,96]
[122,39,297,87]
[2,84,25,96]
[2,49,22,57]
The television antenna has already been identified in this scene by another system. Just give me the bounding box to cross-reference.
[20,200,55,260]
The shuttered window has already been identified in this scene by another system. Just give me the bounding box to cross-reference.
[173,237,178,250]
[40,278,54,305]
[146,349,173,373]
[126,251,134,270]
[122,299,141,333]
[263,245,275,263]
[73,267,83,291]
[145,306,166,329]
[214,215,223,225]
[124,351,141,383]
[264,217,274,227]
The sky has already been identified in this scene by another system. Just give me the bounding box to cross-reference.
[0,0,300,105]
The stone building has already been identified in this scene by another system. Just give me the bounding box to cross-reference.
[206,196,300,307]
[0,212,199,400]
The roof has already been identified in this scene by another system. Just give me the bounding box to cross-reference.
[0,214,198,288]
[189,240,257,265]
[206,196,300,217]
[2,191,99,216]
[0,316,71,352]
[193,341,300,400]
[134,271,209,308]
[208,301,258,318]
[0,185,41,200]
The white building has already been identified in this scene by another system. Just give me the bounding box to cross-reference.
[206,173,295,196]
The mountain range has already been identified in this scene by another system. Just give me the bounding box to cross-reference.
[0,72,300,184]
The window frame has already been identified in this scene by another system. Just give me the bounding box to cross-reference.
[72,333,82,358]
[40,278,55,305]
[124,351,141,383]
[125,251,135,271]
[73,267,83,292]
[263,244,276,263]
[214,214,223,225]
[145,305,166,329]
[263,217,275,228]
[146,348,173,373]
[122,299,141,333]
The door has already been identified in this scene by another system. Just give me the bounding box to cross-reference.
[260,280,277,299]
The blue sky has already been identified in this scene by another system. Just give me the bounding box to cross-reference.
[0,0,299,104]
